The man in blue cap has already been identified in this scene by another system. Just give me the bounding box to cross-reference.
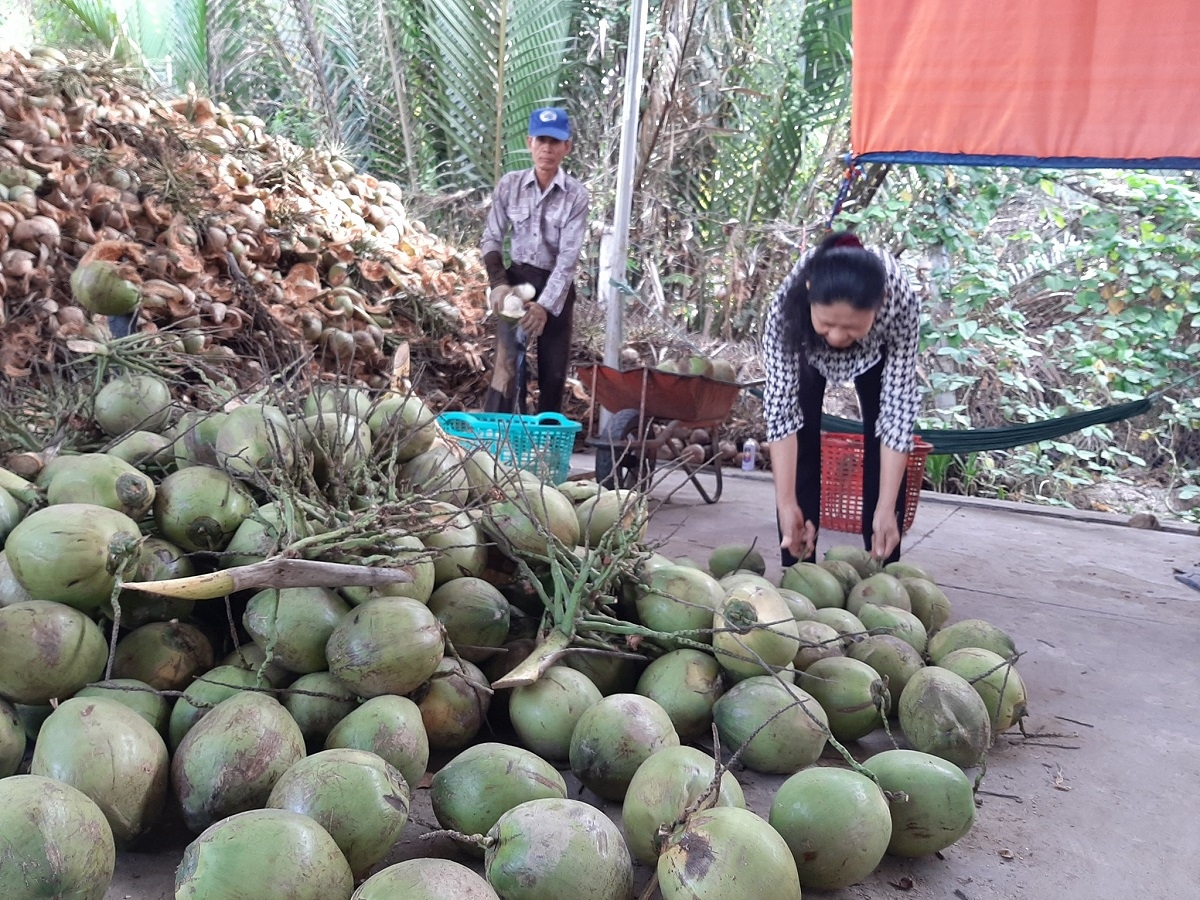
[481,106,590,414]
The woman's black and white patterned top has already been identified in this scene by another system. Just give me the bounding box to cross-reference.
[761,247,922,452]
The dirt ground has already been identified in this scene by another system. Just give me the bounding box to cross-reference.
[105,462,1200,899]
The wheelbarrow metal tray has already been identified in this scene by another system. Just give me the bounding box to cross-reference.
[576,364,744,427]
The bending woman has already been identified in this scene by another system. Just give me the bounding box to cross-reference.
[761,231,922,566]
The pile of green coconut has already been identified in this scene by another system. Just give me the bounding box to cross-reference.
[0,362,1027,899]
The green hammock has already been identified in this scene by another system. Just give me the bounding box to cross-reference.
[820,397,1156,455]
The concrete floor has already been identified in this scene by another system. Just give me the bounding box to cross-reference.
[105,462,1200,899]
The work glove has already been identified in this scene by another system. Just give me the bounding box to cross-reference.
[519,302,548,339]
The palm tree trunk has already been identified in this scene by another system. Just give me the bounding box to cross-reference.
[376,0,420,185]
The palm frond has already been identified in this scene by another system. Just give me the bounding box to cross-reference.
[422,0,579,188]
[52,0,139,63]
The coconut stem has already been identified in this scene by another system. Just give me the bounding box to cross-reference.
[489,629,572,689]
[122,557,413,600]
[636,875,659,900]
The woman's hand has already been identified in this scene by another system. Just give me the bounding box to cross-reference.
[870,505,900,561]
[779,501,817,561]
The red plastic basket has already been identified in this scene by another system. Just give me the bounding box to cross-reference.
[819,432,933,534]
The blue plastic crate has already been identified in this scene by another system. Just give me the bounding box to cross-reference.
[438,411,582,485]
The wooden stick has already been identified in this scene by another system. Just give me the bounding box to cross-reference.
[122,558,412,600]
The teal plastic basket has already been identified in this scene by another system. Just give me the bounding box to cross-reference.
[438,411,582,484]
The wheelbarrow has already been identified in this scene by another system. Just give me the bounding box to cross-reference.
[576,364,757,504]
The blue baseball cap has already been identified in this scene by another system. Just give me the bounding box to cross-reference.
[528,107,571,140]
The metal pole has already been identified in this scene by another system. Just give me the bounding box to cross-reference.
[600,0,649,368]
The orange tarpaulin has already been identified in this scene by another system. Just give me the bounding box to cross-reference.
[851,0,1200,167]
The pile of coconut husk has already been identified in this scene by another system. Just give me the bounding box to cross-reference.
[0,47,494,404]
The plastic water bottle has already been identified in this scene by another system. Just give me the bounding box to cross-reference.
[741,438,758,472]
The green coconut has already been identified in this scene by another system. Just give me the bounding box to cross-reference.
[111,620,215,692]
[172,691,306,834]
[423,502,487,584]
[402,444,472,506]
[901,577,953,633]
[885,560,934,581]
[780,561,846,609]
[71,257,139,315]
[0,550,34,608]
[718,571,775,593]
[283,671,359,746]
[659,807,801,900]
[557,478,602,503]
[220,643,293,688]
[927,618,1018,663]
[244,586,350,675]
[485,798,634,900]
[769,767,892,890]
[168,665,265,751]
[0,492,21,550]
[569,693,680,801]
[0,775,115,900]
[856,603,928,654]
[368,393,437,462]
[939,647,1028,732]
[154,465,256,552]
[846,633,926,697]
[325,694,429,791]
[635,648,725,742]
[712,583,800,682]
[298,412,373,484]
[413,656,491,751]
[793,619,844,671]
[431,742,567,852]
[341,533,435,606]
[823,544,880,578]
[708,543,766,578]
[43,453,155,519]
[576,488,646,545]
[353,860,499,899]
[303,384,374,420]
[846,572,912,616]
[899,666,992,767]
[107,430,173,469]
[818,558,862,596]
[167,410,227,469]
[863,748,977,857]
[93,373,173,436]
[4,503,142,611]
[214,404,295,480]
[776,587,817,620]
[74,678,170,737]
[809,606,867,638]
[798,656,889,742]
[0,600,108,704]
[509,664,603,761]
[636,564,723,649]
[427,577,511,663]
[32,696,169,847]
[326,597,445,697]
[622,745,746,865]
[562,650,643,696]
[0,697,26,777]
[711,676,829,775]
[267,748,410,878]
[175,808,353,900]
[221,501,307,568]
[105,537,196,627]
